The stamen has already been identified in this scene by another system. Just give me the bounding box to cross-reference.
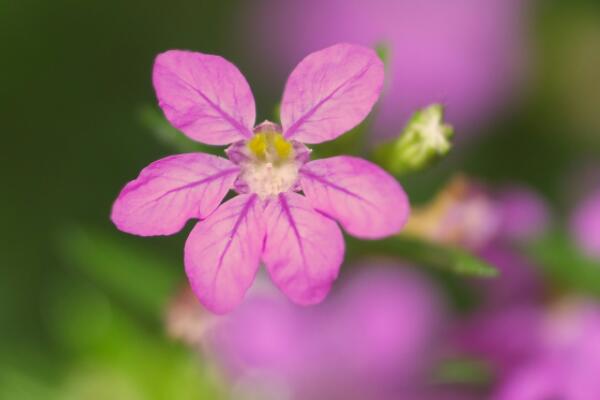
[227,121,310,199]
[273,134,292,159]
[247,133,268,160]
[247,131,294,163]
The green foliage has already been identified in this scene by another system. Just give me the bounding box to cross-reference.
[347,235,498,278]
[375,42,391,65]
[58,226,179,318]
[0,367,60,400]
[431,356,493,386]
[53,226,225,398]
[529,232,600,297]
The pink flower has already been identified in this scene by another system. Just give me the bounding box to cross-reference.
[475,244,542,309]
[205,263,445,399]
[405,177,549,251]
[453,304,543,376]
[111,43,409,313]
[492,300,600,400]
[495,186,550,242]
[570,187,600,260]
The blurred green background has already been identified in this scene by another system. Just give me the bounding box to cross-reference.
[1,0,600,398]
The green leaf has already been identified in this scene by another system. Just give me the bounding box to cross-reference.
[528,231,600,297]
[0,367,60,400]
[137,105,221,155]
[431,356,493,386]
[347,235,498,278]
[375,42,391,66]
[55,306,224,400]
[57,226,179,317]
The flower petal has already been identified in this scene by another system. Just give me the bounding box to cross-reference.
[281,43,384,144]
[184,194,265,314]
[111,153,239,236]
[153,50,255,145]
[262,192,344,305]
[300,156,409,239]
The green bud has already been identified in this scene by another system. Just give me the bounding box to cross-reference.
[375,104,454,174]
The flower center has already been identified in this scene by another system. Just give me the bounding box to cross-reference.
[226,121,309,199]
[247,131,293,163]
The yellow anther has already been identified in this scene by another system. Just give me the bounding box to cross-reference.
[248,133,268,159]
[247,132,293,162]
[273,134,292,159]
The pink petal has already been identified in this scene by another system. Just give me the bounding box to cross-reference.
[281,43,384,144]
[262,192,344,305]
[300,156,409,239]
[111,153,239,236]
[184,194,265,314]
[153,50,255,145]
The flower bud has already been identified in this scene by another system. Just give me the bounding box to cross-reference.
[376,104,454,174]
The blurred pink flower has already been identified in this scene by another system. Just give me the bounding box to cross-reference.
[570,187,600,260]
[241,0,527,138]
[493,300,600,400]
[495,186,550,242]
[454,304,543,376]
[471,186,547,310]
[205,263,445,399]
[435,181,548,382]
[111,44,409,313]
[476,244,542,308]
[405,177,548,251]
[404,176,501,250]
[452,245,544,377]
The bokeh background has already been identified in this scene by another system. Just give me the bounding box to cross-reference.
[2,0,600,399]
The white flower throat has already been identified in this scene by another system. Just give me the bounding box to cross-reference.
[227,121,309,199]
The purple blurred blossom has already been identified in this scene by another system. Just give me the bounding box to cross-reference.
[454,300,600,399]
[404,177,500,250]
[453,304,543,377]
[405,177,549,251]
[438,181,549,386]
[492,300,600,400]
[570,187,600,260]
[476,244,542,308]
[240,0,527,138]
[205,262,445,400]
[452,239,544,380]
[495,186,550,242]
